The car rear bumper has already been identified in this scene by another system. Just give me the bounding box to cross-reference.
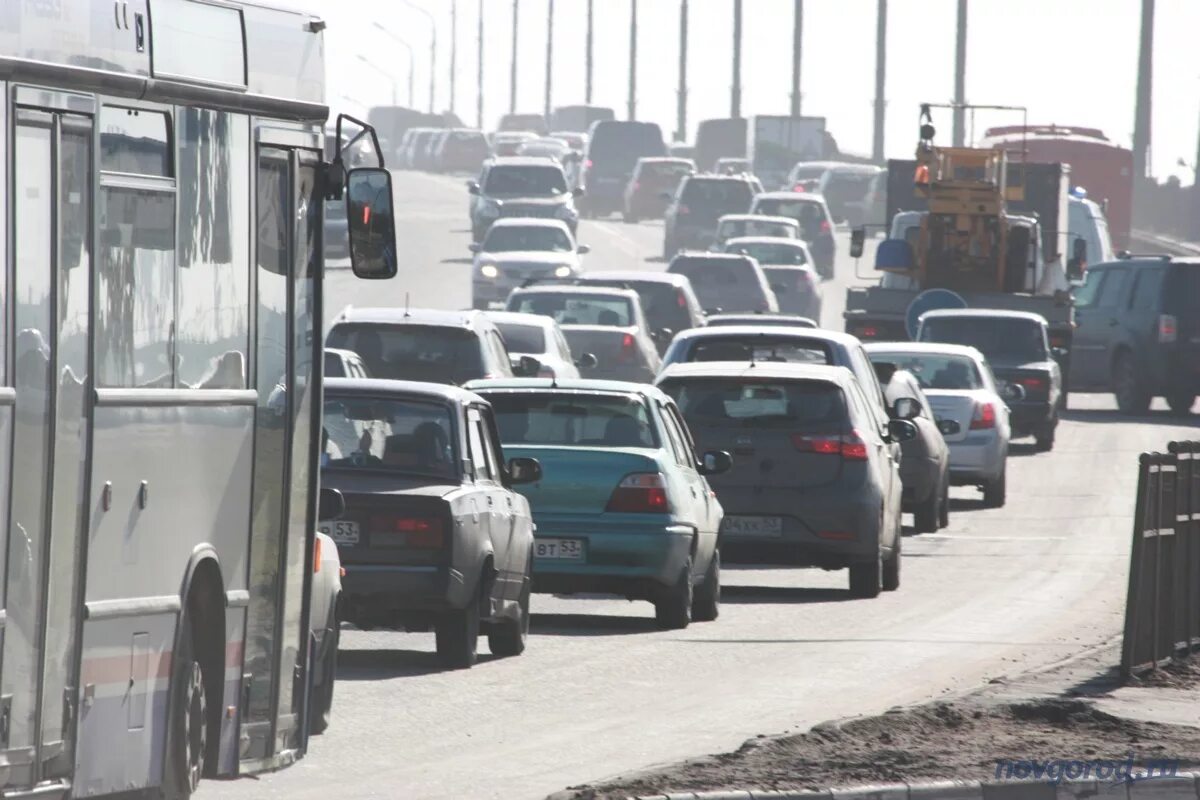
[947,432,1005,483]
[1008,401,1055,435]
[340,564,467,624]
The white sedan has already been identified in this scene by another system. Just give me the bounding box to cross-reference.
[469,218,590,310]
[863,342,1012,508]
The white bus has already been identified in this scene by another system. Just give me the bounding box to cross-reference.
[0,2,397,797]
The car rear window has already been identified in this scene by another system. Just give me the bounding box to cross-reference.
[727,241,807,265]
[686,334,831,364]
[868,352,983,391]
[495,322,546,353]
[680,179,754,212]
[661,378,847,430]
[485,392,658,448]
[587,122,666,173]
[752,198,828,236]
[483,165,567,195]
[483,225,573,252]
[322,395,458,478]
[326,323,485,385]
[509,292,633,327]
[919,317,1046,362]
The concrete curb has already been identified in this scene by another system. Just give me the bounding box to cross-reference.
[619,773,1200,800]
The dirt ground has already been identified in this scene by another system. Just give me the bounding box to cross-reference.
[556,669,1200,799]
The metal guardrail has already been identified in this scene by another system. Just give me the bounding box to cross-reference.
[1121,441,1200,677]
[1128,228,1200,257]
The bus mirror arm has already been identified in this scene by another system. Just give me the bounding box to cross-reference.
[326,113,387,200]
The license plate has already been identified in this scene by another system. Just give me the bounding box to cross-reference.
[318,520,359,546]
[535,538,585,560]
[721,516,784,537]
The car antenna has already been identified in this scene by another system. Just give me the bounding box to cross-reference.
[403,292,411,319]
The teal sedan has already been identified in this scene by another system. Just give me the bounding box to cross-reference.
[465,378,730,629]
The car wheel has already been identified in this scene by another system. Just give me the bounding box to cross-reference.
[1113,351,1150,415]
[163,613,206,800]
[487,577,530,657]
[983,464,1007,508]
[1034,419,1056,452]
[937,478,950,529]
[849,553,882,599]
[882,538,901,592]
[691,549,720,622]
[309,600,340,735]
[914,487,939,534]
[1166,392,1195,415]
[435,590,481,669]
[654,558,693,630]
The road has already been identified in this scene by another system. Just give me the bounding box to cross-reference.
[211,171,1198,800]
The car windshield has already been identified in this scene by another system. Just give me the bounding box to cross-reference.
[483,226,573,252]
[484,165,567,195]
[869,352,984,391]
[495,322,546,353]
[510,293,633,326]
[688,335,831,364]
[662,378,847,430]
[719,220,795,240]
[322,396,458,479]
[920,317,1047,362]
[727,242,807,265]
[326,323,485,385]
[486,392,658,448]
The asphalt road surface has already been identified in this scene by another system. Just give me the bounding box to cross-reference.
[210,171,1199,800]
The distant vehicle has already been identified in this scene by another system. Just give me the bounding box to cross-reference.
[468,157,582,241]
[562,325,662,382]
[864,350,953,533]
[657,362,914,598]
[917,309,1061,451]
[667,252,778,315]
[580,120,668,217]
[324,347,370,379]
[418,129,450,170]
[663,174,761,258]
[722,237,821,320]
[308,528,343,734]
[550,131,589,153]
[436,128,491,173]
[711,214,800,251]
[469,218,589,310]
[467,378,728,628]
[704,313,817,328]
[623,157,695,222]
[787,160,846,193]
[549,104,615,133]
[322,380,541,667]
[695,117,748,172]
[403,127,440,168]
[715,157,752,176]
[817,164,885,224]
[517,137,572,162]
[750,192,836,279]
[862,343,1011,507]
[574,271,707,353]
[498,112,550,136]
[325,195,349,259]
[748,115,828,189]
[1068,256,1199,415]
[1067,193,1115,272]
[505,284,661,346]
[484,311,583,379]
[326,307,516,385]
[491,130,539,157]
[844,169,887,229]
[668,142,697,160]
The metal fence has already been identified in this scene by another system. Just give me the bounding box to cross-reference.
[1121,440,1200,677]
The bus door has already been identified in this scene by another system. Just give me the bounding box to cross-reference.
[2,96,93,783]
[242,137,322,764]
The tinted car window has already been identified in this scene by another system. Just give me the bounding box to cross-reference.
[687,334,831,364]
[326,323,485,385]
[483,165,567,195]
[1130,268,1166,312]
[752,198,828,237]
[639,161,693,182]
[322,395,457,478]
[869,352,983,390]
[587,121,667,175]
[324,352,345,377]
[1164,266,1200,318]
[483,226,573,252]
[1072,267,1105,309]
[920,317,1047,362]
[662,378,847,430]
[728,242,807,265]
[668,256,768,313]
[1096,268,1131,309]
[496,322,546,353]
[584,279,694,334]
[509,293,633,326]
[488,392,658,447]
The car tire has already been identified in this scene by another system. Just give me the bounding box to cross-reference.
[309,600,340,736]
[1113,351,1151,415]
[691,549,720,622]
[488,577,530,657]
[435,590,481,669]
[1166,393,1195,415]
[1034,420,1056,452]
[882,538,901,592]
[849,553,882,599]
[163,613,206,800]
[654,558,693,630]
[937,478,950,529]
[983,464,1007,508]
[914,488,939,534]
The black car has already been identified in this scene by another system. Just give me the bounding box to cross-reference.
[468,157,582,242]
[663,174,761,259]
[1069,256,1200,415]
[579,120,667,218]
[917,309,1062,451]
[322,379,542,668]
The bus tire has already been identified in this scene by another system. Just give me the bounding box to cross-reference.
[163,614,206,800]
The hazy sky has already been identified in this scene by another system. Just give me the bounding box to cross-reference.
[286,0,1199,182]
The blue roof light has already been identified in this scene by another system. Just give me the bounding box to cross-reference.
[1070,186,1088,199]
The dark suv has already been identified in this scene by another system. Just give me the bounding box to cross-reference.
[663,174,761,259]
[1069,256,1200,415]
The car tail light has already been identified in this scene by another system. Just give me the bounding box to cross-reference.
[789,430,868,460]
[606,473,670,513]
[678,205,690,216]
[1017,376,1045,391]
[1159,314,1177,343]
[370,515,445,548]
[820,220,832,234]
[313,535,322,574]
[970,402,996,430]
[858,325,879,339]
[677,290,688,308]
[622,333,635,349]
[792,184,806,193]
[585,159,593,170]
[1049,333,1068,349]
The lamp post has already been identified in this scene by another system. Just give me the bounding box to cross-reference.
[371,23,416,107]
[401,0,438,114]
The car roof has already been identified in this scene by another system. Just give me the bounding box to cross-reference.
[324,377,483,405]
[509,284,639,300]
[864,341,987,361]
[671,252,755,263]
[486,155,562,167]
[754,191,827,202]
[718,214,797,224]
[637,157,693,165]
[657,361,855,385]
[920,308,1046,324]
[581,271,690,287]
[487,217,571,230]
[481,310,558,329]
[324,347,359,359]
[465,376,670,401]
[724,236,810,248]
[331,306,490,329]
[705,313,817,327]
[560,323,638,335]
[672,325,859,346]
[684,174,756,183]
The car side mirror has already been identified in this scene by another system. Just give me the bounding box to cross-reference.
[887,419,918,443]
[699,449,733,476]
[317,487,345,522]
[515,355,542,377]
[849,226,866,259]
[1051,346,1068,360]
[345,168,399,279]
[937,419,961,436]
[572,186,585,197]
[576,352,598,370]
[468,242,482,253]
[892,397,920,420]
[507,456,543,485]
[577,244,591,254]
[467,181,481,195]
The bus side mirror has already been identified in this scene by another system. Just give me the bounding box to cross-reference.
[346,168,398,280]
[850,226,866,259]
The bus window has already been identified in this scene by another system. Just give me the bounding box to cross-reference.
[100,106,171,176]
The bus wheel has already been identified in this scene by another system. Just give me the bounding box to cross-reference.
[164,615,207,799]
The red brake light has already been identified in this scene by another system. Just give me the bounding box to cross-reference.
[820,220,831,234]
[622,334,635,349]
[606,473,670,513]
[859,326,879,339]
[1017,376,1045,390]
[585,159,594,170]
[1159,314,1177,343]
[970,402,996,430]
[677,290,688,308]
[370,515,445,548]
[841,430,869,460]
[792,184,806,193]
[362,205,371,225]
[790,430,868,460]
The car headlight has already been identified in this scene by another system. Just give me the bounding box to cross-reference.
[554,265,573,278]
[480,264,499,278]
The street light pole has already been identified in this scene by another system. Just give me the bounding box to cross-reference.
[372,22,416,107]
[627,0,638,120]
[952,0,967,146]
[731,0,742,118]
[545,0,554,118]
[676,0,688,142]
[402,0,438,114]
[477,0,484,128]
[585,0,594,105]
[357,54,398,107]
[510,0,520,113]
[450,0,458,115]
[791,0,802,116]
[872,0,887,161]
